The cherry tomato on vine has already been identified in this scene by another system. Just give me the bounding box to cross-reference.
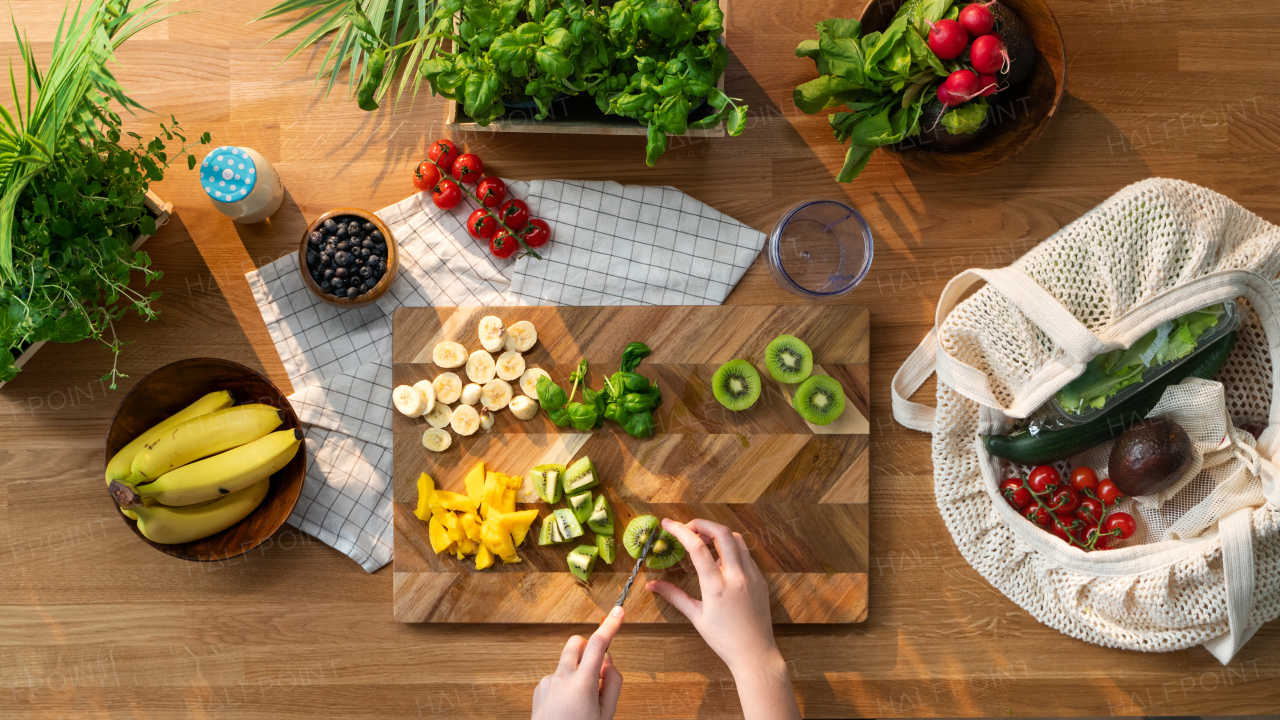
[1027,465,1060,495]
[1048,486,1080,514]
[999,477,1031,509]
[1096,478,1123,506]
[1074,521,1099,547]
[1068,466,1099,492]
[1023,505,1051,528]
[498,198,530,230]
[432,179,462,210]
[521,218,551,248]
[467,209,497,240]
[1050,520,1072,543]
[490,229,518,259]
[453,153,483,184]
[1103,512,1136,540]
[427,139,458,172]
[1076,496,1104,524]
[413,160,441,193]
[475,177,507,208]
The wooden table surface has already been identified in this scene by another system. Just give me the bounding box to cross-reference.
[2,0,1279,717]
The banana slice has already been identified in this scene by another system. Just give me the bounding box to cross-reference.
[392,385,428,417]
[460,383,482,406]
[481,379,514,411]
[504,320,538,353]
[411,380,436,416]
[479,407,496,432]
[509,395,539,420]
[466,350,496,384]
[495,351,526,381]
[432,372,462,404]
[478,316,507,352]
[422,428,452,452]
[451,404,480,436]
[519,368,551,399]
[433,341,468,368]
[425,403,453,429]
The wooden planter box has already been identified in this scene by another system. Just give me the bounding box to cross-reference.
[445,0,729,137]
[0,188,172,390]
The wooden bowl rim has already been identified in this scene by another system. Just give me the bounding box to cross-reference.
[298,207,398,309]
[858,0,1068,176]
[105,357,306,562]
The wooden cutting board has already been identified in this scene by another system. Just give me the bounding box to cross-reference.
[391,306,869,624]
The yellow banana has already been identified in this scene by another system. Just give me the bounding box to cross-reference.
[131,478,271,545]
[127,404,284,484]
[111,428,302,508]
[106,390,234,484]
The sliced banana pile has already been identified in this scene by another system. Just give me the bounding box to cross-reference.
[393,316,548,453]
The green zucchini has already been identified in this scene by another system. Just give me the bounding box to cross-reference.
[982,330,1238,465]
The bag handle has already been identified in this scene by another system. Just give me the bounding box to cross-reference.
[1202,506,1258,664]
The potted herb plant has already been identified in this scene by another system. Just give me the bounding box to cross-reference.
[0,0,210,388]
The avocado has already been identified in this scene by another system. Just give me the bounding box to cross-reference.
[1108,418,1194,497]
[990,2,1036,89]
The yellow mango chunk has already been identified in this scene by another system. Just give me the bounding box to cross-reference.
[460,513,482,542]
[504,472,523,489]
[474,544,494,570]
[433,490,479,514]
[428,517,452,555]
[482,523,520,564]
[500,487,516,514]
[464,462,486,502]
[481,473,501,512]
[414,473,435,521]
[444,513,464,544]
[455,538,476,559]
[494,508,538,536]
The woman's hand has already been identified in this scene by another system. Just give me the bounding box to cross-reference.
[531,606,624,720]
[647,518,801,720]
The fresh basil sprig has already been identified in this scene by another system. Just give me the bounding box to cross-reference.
[535,342,661,438]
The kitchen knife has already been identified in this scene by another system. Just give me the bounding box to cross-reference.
[615,526,660,607]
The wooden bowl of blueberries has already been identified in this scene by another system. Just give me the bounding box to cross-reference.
[299,208,397,308]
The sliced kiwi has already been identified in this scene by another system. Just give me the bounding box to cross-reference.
[711,359,761,411]
[596,534,616,564]
[537,516,562,545]
[567,545,599,582]
[644,529,685,570]
[765,334,813,383]
[531,464,566,504]
[623,515,660,559]
[562,456,598,495]
[553,507,584,541]
[793,374,846,425]
[586,494,613,536]
[568,491,593,524]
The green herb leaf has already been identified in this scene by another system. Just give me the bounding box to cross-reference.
[619,341,651,372]
[536,375,568,412]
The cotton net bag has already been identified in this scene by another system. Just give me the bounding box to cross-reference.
[891,178,1280,662]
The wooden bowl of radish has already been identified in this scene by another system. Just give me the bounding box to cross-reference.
[860,0,1066,175]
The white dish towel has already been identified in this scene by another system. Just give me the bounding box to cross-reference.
[245,179,767,571]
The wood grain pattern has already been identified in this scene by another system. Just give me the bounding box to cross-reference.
[5,0,1280,715]
[391,306,868,623]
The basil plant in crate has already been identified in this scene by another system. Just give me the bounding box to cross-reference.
[260,0,747,165]
[0,0,210,387]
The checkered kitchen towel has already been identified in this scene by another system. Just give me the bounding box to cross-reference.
[246,179,766,572]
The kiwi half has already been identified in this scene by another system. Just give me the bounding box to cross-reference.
[568,491,593,524]
[567,544,599,582]
[712,359,761,411]
[793,374,846,425]
[765,334,813,383]
[621,515,685,569]
[623,515,660,558]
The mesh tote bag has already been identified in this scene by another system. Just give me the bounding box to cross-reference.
[891,178,1280,662]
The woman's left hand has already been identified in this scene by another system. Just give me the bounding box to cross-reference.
[531,606,625,720]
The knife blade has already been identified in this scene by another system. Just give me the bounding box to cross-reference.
[615,526,660,607]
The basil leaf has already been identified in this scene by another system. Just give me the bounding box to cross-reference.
[621,411,655,438]
[619,342,651,372]
[536,375,568,411]
[565,402,598,431]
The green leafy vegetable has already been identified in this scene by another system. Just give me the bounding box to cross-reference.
[534,341,661,438]
[941,99,988,135]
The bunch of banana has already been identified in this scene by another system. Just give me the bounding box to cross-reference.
[105,391,303,544]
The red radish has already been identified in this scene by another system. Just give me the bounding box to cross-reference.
[927,19,968,60]
[976,73,999,96]
[959,2,995,36]
[939,69,980,106]
[970,34,1008,75]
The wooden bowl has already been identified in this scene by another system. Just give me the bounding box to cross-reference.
[298,207,398,309]
[104,358,307,562]
[859,0,1066,175]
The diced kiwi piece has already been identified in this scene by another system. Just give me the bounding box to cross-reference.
[586,494,613,536]
[792,374,846,425]
[622,515,660,559]
[711,359,761,411]
[562,456,598,494]
[538,516,563,545]
[531,464,566,504]
[596,534,616,564]
[553,507,584,541]
[568,491,594,524]
[645,529,685,570]
[765,334,813,383]
[566,544,599,582]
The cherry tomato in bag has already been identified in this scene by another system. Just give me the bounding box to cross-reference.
[1027,465,1060,495]
[1096,478,1123,506]
[1000,477,1031,509]
[1069,466,1099,492]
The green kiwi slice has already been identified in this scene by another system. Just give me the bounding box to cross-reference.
[765,334,813,383]
[644,530,685,570]
[622,515,660,558]
[711,359,761,411]
[596,534,616,564]
[792,374,845,425]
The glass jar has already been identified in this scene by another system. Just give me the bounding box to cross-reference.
[200,146,284,223]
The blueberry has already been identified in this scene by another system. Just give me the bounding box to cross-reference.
[335,267,348,279]
[360,239,373,250]
[362,221,375,233]
[371,230,384,242]
[325,242,336,254]
[334,251,351,267]
[348,221,362,235]
[320,281,332,293]
[306,250,319,267]
[359,266,372,279]
[337,240,350,252]
[371,266,384,280]
[375,242,387,254]
[335,226,347,239]
[332,277,345,290]
[357,248,368,260]
[309,231,324,247]
[323,219,337,231]
[318,255,331,268]
[323,268,334,280]
[346,286,359,299]
[311,269,323,282]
